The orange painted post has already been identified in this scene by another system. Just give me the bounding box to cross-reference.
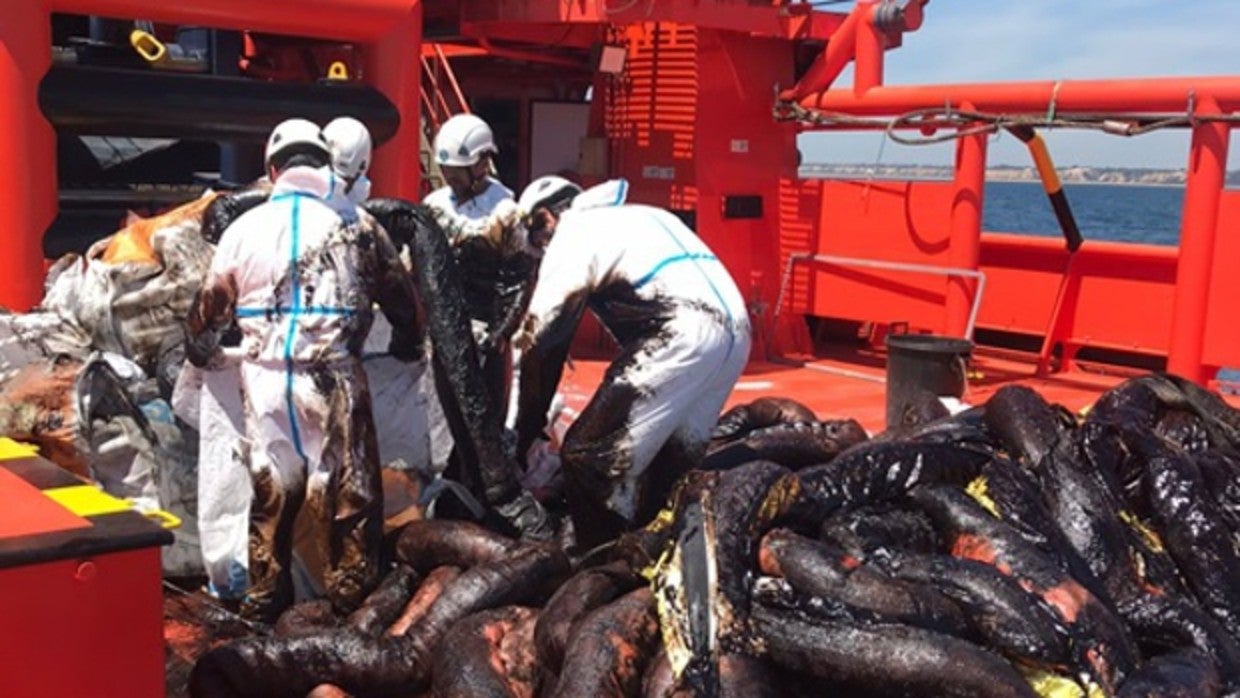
[1035,254,1082,375]
[779,2,863,102]
[0,0,55,311]
[1168,95,1229,383]
[854,1,885,94]
[366,7,423,200]
[946,108,987,338]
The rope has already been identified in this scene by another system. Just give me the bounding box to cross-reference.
[871,128,889,182]
[1046,80,1062,125]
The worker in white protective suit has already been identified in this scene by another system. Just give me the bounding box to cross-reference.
[423,113,511,448]
[178,116,414,605]
[424,113,516,244]
[186,118,425,622]
[512,176,752,550]
[420,114,549,527]
[322,116,372,211]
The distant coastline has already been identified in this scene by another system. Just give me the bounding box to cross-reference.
[797,163,1218,187]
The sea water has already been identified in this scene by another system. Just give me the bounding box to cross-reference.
[985,181,1240,384]
[983,180,1184,245]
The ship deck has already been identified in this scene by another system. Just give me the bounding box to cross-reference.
[555,345,1191,436]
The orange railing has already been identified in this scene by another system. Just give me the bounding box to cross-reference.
[775,0,1240,385]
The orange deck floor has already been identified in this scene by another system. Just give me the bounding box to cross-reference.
[553,345,1186,436]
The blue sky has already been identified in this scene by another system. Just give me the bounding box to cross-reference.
[798,0,1240,169]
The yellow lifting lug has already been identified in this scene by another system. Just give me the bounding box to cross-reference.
[129,29,167,64]
[326,61,350,81]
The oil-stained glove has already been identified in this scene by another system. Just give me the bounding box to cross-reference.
[482,199,524,247]
[493,488,556,542]
[493,199,522,228]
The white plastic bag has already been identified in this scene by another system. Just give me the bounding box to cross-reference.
[196,365,249,597]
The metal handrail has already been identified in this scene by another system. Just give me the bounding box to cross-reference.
[773,252,988,340]
[433,43,470,116]
[420,54,454,128]
[418,78,438,126]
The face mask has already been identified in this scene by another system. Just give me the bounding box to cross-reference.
[346,175,371,205]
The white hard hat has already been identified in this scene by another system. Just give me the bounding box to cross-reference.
[264,118,330,170]
[323,117,373,181]
[518,175,582,215]
[434,113,497,167]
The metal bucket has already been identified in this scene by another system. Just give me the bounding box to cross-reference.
[885,334,972,430]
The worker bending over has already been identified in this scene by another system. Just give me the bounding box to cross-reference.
[512,176,752,549]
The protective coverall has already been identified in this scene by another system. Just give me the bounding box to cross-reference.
[423,177,536,460]
[188,166,428,602]
[514,181,752,549]
[186,166,423,620]
[182,170,376,602]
